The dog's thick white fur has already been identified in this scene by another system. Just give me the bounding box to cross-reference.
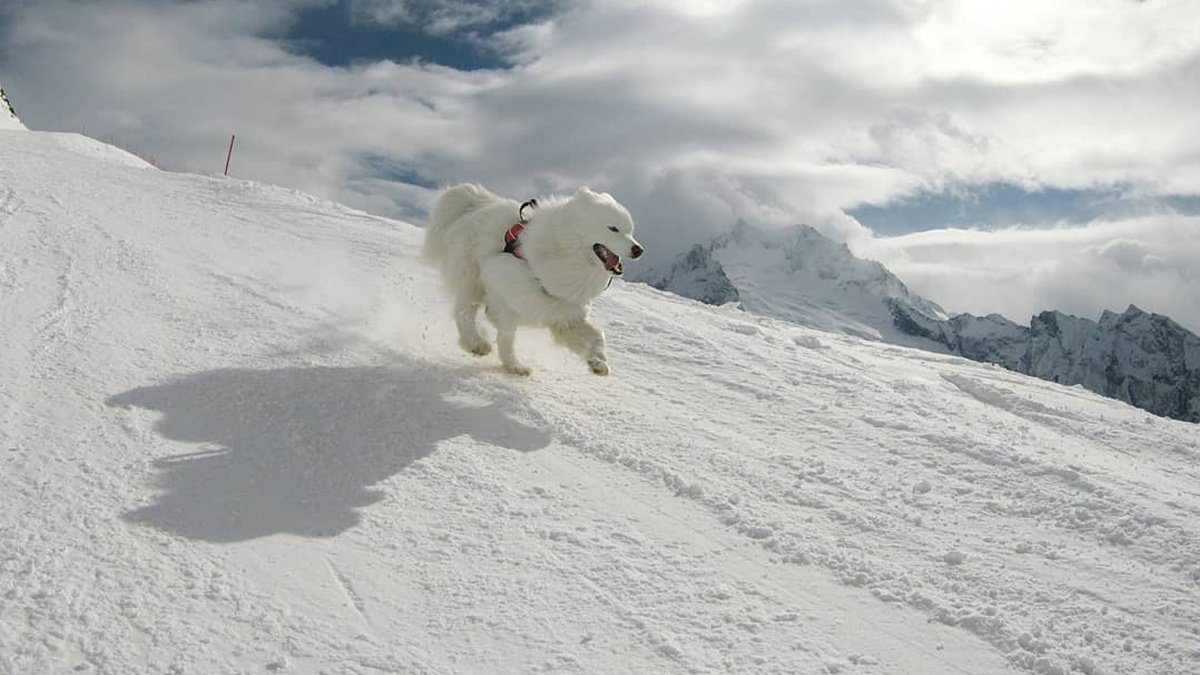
[424,183,643,376]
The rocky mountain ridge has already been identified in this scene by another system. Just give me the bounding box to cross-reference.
[0,82,26,130]
[894,301,1200,422]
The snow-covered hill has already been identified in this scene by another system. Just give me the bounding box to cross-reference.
[0,82,25,130]
[644,222,948,344]
[4,129,1200,675]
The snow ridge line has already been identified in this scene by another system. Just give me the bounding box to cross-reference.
[325,556,373,633]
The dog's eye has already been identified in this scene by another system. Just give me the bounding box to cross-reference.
[608,226,619,232]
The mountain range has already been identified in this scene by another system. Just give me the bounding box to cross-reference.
[644,223,1200,423]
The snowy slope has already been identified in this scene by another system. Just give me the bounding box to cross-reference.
[644,222,948,345]
[0,82,25,130]
[3,130,1200,675]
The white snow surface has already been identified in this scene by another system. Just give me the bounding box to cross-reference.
[3,129,1200,675]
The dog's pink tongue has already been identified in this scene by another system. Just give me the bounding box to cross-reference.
[603,248,622,273]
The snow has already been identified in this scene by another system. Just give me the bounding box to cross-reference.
[3,130,1200,674]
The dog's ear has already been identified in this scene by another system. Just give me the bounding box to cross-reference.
[576,186,597,199]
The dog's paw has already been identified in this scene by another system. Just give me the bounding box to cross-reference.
[459,338,492,356]
[506,363,533,377]
[588,358,610,376]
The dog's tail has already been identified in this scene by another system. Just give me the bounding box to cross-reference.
[423,183,497,263]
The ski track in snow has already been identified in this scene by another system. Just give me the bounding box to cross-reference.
[2,130,1200,674]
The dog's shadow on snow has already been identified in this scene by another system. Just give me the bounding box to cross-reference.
[107,361,551,543]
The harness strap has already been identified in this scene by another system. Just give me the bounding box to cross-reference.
[503,222,526,259]
[503,199,538,260]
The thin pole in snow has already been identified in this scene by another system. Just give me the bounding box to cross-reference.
[224,134,236,176]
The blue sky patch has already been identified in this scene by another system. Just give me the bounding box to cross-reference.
[850,183,1200,234]
[358,154,439,190]
[283,1,559,70]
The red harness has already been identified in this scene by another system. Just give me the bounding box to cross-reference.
[503,199,538,260]
[503,222,526,260]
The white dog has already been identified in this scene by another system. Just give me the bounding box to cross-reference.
[424,183,643,376]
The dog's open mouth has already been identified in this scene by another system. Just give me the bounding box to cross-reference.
[593,243,623,275]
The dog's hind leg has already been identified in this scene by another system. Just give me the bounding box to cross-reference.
[486,304,531,376]
[454,290,491,356]
[551,318,609,376]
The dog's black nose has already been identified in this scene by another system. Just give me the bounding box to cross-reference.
[631,244,644,259]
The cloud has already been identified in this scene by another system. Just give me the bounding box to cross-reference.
[2,0,1199,327]
[855,215,1200,333]
[0,0,497,210]
[6,0,1198,218]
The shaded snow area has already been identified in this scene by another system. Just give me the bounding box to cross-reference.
[3,130,1200,675]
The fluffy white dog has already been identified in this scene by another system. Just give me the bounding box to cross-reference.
[424,183,643,376]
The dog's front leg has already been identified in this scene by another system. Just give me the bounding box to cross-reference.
[551,318,609,376]
[486,304,532,376]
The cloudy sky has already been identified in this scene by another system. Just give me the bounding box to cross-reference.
[3,0,1199,330]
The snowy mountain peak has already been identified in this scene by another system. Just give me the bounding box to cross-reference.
[643,241,740,306]
[0,82,26,130]
[646,221,946,342]
[1098,304,1147,326]
[722,221,869,275]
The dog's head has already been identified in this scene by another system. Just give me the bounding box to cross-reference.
[563,187,643,276]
